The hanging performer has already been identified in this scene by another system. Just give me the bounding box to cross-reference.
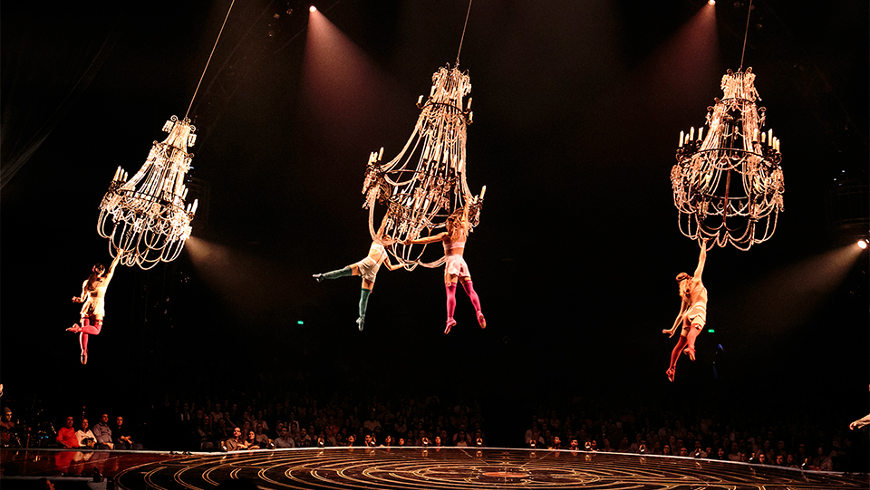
[663,239,708,382]
[313,221,401,331]
[405,205,485,334]
[66,251,124,365]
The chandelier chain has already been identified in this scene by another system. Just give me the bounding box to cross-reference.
[185,0,236,120]
[738,0,754,71]
[455,0,473,67]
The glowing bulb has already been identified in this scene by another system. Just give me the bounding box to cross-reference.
[859,239,869,250]
[708,0,715,5]
[309,5,316,12]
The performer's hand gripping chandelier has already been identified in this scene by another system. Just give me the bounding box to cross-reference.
[362,1,485,269]
[97,1,234,270]
[670,2,784,251]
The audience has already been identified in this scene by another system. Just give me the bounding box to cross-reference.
[2,389,866,473]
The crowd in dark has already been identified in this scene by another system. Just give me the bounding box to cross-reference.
[2,392,867,473]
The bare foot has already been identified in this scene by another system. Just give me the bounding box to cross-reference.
[444,318,457,335]
[66,324,82,333]
[666,368,675,382]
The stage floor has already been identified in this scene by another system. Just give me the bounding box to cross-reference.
[2,447,867,489]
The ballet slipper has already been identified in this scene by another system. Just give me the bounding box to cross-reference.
[80,352,88,365]
[444,318,457,335]
[477,312,486,329]
[66,324,82,333]
[666,368,675,382]
[356,317,365,332]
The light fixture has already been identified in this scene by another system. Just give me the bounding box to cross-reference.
[97,1,235,270]
[361,0,483,269]
[309,5,316,13]
[670,0,783,251]
[859,239,869,250]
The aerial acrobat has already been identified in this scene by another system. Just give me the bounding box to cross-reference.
[313,220,403,331]
[662,239,708,382]
[66,251,124,364]
[405,204,485,334]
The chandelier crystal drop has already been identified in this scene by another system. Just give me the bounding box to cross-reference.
[362,64,485,269]
[97,116,198,270]
[671,68,784,251]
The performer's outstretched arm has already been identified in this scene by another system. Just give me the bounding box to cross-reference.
[850,413,870,430]
[104,250,123,283]
[693,240,708,280]
[405,231,447,246]
[383,256,403,271]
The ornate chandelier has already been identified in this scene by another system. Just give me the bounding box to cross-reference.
[96,1,234,270]
[671,67,784,250]
[97,116,198,269]
[362,64,485,269]
[361,1,484,269]
[670,0,784,251]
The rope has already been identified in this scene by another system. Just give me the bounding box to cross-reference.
[185,0,235,120]
[455,0,473,67]
[738,0,753,71]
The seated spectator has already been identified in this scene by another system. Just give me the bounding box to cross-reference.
[75,418,96,448]
[57,416,79,448]
[242,430,260,450]
[224,427,244,451]
[1,407,16,447]
[92,413,113,449]
[274,427,295,448]
[113,416,135,450]
[253,423,270,448]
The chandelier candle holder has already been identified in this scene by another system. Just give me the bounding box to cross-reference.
[98,116,198,270]
[362,64,485,269]
[670,67,784,251]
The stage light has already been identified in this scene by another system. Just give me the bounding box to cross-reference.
[858,239,868,250]
[309,5,316,12]
[708,0,715,5]
[297,320,305,325]
[707,329,716,333]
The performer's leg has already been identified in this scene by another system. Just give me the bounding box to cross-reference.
[444,281,458,334]
[667,335,688,382]
[460,279,485,328]
[78,318,101,365]
[684,323,702,361]
[357,287,372,331]
[313,265,355,282]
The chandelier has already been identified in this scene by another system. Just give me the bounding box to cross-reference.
[97,116,198,269]
[671,67,784,250]
[361,0,484,269]
[96,1,234,269]
[362,64,486,269]
[670,0,784,251]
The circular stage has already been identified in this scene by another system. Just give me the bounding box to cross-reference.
[107,447,866,489]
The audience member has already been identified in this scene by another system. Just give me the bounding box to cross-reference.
[92,413,113,449]
[56,416,78,448]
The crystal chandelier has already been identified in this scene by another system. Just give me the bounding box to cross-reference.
[97,116,198,269]
[361,0,484,269]
[96,1,234,270]
[671,67,784,250]
[362,64,486,269]
[670,0,784,251]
